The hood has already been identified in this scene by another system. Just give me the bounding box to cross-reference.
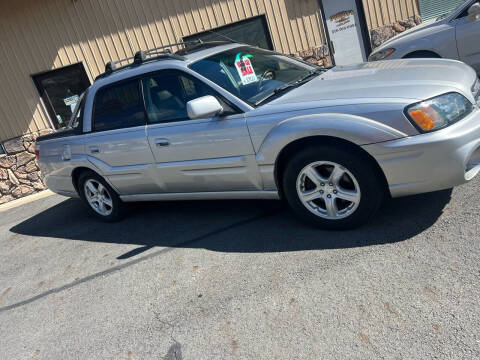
[269,59,477,106]
[380,18,438,47]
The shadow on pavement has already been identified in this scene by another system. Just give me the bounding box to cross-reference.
[10,189,452,259]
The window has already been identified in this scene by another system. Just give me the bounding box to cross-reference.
[141,71,236,124]
[93,79,147,132]
[67,92,86,132]
[190,46,317,106]
[0,143,5,156]
[183,15,273,50]
[32,63,90,129]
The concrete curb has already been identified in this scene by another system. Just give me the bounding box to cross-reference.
[0,190,55,213]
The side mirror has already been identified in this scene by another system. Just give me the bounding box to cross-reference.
[187,95,223,120]
[467,2,480,21]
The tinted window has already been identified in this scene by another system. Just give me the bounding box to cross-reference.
[183,16,273,50]
[93,79,146,132]
[141,71,236,124]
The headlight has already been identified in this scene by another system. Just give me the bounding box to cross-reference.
[368,48,395,61]
[405,92,473,133]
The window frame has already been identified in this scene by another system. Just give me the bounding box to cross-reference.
[140,69,242,125]
[91,78,149,133]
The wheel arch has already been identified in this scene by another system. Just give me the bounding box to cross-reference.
[273,136,390,200]
[71,167,101,195]
[403,50,441,59]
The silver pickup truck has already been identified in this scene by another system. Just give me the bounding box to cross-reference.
[36,41,480,229]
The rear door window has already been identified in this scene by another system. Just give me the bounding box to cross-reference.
[93,79,147,132]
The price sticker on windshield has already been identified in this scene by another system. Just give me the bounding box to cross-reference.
[235,53,258,85]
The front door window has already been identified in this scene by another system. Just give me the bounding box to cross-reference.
[32,63,90,129]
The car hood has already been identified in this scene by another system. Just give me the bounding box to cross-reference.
[269,59,477,105]
[380,18,439,47]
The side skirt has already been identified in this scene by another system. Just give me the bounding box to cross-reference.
[120,191,280,202]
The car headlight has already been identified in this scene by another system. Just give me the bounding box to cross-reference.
[404,92,473,133]
[368,48,395,61]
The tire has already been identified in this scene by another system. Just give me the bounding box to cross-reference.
[78,171,126,222]
[282,145,384,230]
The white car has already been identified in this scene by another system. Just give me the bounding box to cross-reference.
[369,0,480,73]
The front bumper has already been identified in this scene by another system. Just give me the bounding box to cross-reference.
[363,108,480,198]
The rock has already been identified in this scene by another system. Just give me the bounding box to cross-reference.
[3,137,25,154]
[27,143,36,154]
[32,182,45,191]
[0,156,15,169]
[0,181,11,195]
[0,168,7,180]
[393,23,406,33]
[22,134,34,142]
[12,185,34,198]
[414,14,422,25]
[27,172,39,181]
[16,166,27,174]
[299,49,314,58]
[0,195,14,205]
[313,45,329,58]
[25,161,38,173]
[16,152,36,167]
[370,25,395,48]
[7,169,19,186]
[18,177,31,184]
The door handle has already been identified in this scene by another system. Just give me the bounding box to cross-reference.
[154,138,170,147]
[89,146,100,154]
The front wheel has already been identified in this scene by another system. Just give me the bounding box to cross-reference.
[78,172,126,222]
[282,146,384,230]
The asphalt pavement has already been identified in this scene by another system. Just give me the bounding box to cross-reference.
[0,179,479,359]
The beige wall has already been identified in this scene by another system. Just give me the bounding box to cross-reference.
[0,0,326,142]
[362,0,420,29]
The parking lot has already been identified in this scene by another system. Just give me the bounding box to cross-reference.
[1,178,479,359]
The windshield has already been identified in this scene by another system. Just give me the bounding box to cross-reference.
[190,46,319,106]
[436,0,471,20]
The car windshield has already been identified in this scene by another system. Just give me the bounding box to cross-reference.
[190,46,320,106]
[436,0,470,20]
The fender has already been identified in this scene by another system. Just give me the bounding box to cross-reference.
[255,113,408,166]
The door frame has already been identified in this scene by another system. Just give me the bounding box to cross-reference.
[317,0,372,65]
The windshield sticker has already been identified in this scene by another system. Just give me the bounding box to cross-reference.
[235,53,257,85]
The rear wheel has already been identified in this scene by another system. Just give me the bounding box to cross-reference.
[78,172,125,222]
[282,146,384,230]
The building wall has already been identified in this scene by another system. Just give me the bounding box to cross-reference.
[362,0,419,29]
[0,0,326,143]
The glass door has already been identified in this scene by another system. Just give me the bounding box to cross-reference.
[32,63,91,129]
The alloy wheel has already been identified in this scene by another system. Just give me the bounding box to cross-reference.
[84,179,113,216]
[296,161,361,220]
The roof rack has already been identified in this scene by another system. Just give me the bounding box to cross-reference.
[96,40,203,81]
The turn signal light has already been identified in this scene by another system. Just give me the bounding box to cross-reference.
[408,109,435,131]
[405,93,473,133]
[35,149,40,160]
